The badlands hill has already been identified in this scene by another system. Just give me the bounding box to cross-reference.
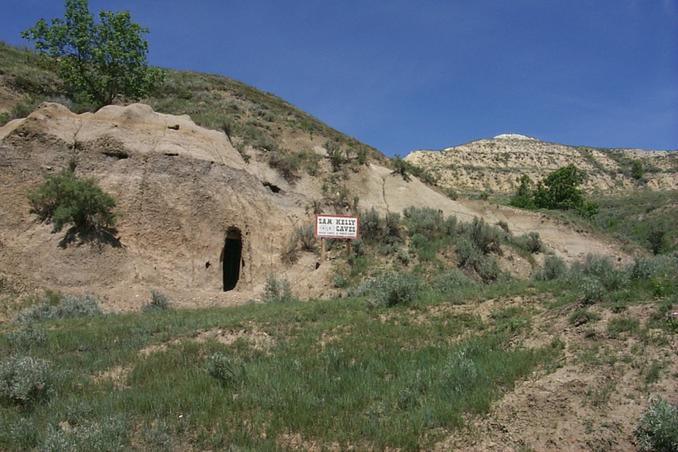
[405,133,678,194]
[0,102,630,310]
[0,42,638,312]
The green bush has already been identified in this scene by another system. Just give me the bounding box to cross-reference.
[4,324,47,350]
[466,217,502,254]
[430,269,476,294]
[0,356,53,405]
[262,275,296,303]
[29,169,116,233]
[634,397,678,452]
[513,232,543,254]
[631,160,645,181]
[510,175,536,209]
[455,238,501,282]
[295,224,317,252]
[628,256,676,280]
[533,255,567,281]
[579,254,628,291]
[16,293,102,323]
[403,207,445,237]
[365,272,420,307]
[42,416,129,452]
[647,226,668,255]
[580,277,605,305]
[205,352,240,387]
[143,290,171,312]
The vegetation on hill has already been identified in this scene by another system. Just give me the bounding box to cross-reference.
[510,164,598,217]
[21,0,162,108]
[1,252,675,449]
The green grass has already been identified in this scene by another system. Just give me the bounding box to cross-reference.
[0,285,563,450]
[521,190,678,255]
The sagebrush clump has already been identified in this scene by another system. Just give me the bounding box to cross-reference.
[533,255,567,281]
[363,272,420,308]
[143,290,171,312]
[262,274,296,303]
[16,293,102,323]
[634,397,678,452]
[0,355,53,405]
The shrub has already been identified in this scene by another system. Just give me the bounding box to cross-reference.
[631,160,645,181]
[262,274,296,303]
[430,268,476,294]
[647,226,667,255]
[42,416,129,451]
[391,156,413,181]
[466,217,502,254]
[4,324,47,350]
[206,352,240,387]
[533,255,567,281]
[143,290,171,312]
[580,254,628,291]
[296,224,316,252]
[510,175,536,209]
[29,169,116,233]
[628,256,676,280]
[365,272,420,308]
[403,207,445,237]
[496,220,510,234]
[513,232,543,254]
[580,277,605,305]
[0,356,53,405]
[16,293,102,323]
[634,397,678,452]
[568,308,600,326]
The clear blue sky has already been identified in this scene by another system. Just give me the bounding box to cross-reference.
[2,1,677,154]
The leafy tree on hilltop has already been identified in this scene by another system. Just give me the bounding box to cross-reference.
[21,0,162,108]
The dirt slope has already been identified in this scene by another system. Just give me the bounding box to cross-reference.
[0,104,631,311]
[405,133,678,194]
[433,296,678,451]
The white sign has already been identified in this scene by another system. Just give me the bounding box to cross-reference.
[315,214,359,240]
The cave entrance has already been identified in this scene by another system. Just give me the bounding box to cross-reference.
[222,227,242,291]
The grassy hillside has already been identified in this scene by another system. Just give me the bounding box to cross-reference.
[515,190,678,256]
[1,252,676,450]
[0,41,384,167]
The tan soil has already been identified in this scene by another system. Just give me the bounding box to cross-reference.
[0,104,634,313]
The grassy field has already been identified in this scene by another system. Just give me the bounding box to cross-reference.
[1,252,676,450]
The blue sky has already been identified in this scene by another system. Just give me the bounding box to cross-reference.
[2,1,677,154]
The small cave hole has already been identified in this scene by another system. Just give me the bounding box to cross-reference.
[205,261,211,269]
[102,150,129,159]
[221,227,243,291]
[263,181,281,193]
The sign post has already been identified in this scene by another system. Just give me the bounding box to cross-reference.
[315,214,359,261]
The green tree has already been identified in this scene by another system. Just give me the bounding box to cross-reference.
[21,0,162,108]
[509,174,535,209]
[534,164,586,210]
[630,159,645,181]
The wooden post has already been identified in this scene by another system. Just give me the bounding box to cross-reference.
[346,239,352,257]
[320,237,326,261]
